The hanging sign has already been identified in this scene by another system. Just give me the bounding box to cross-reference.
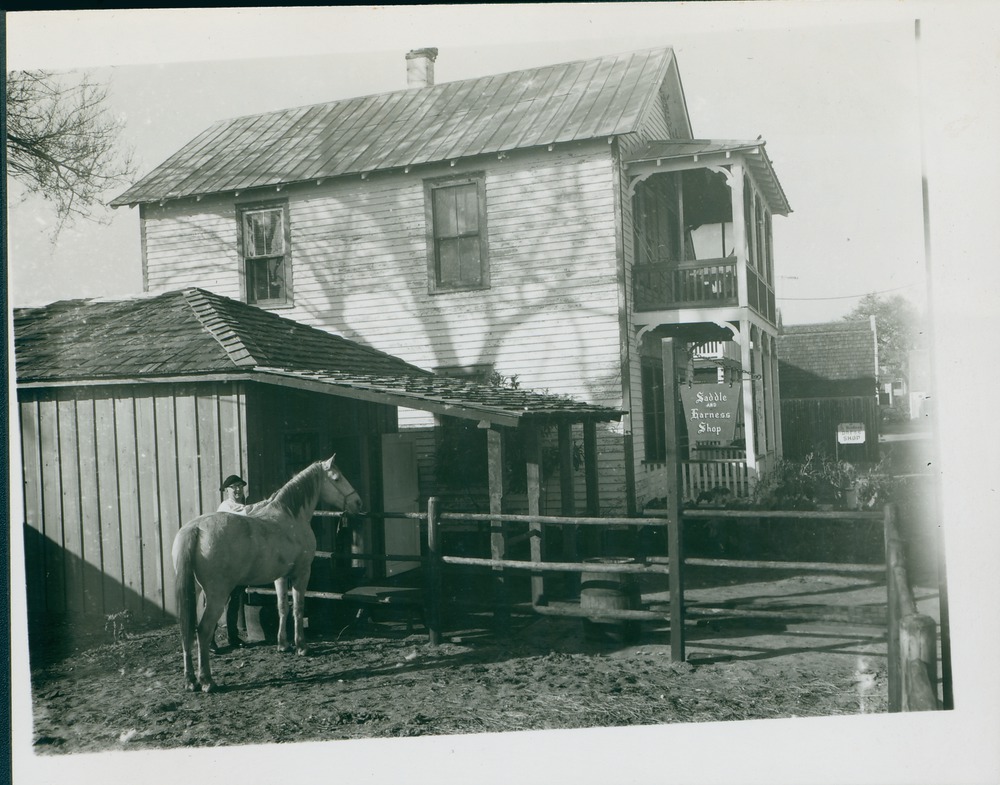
[837,422,866,444]
[680,384,742,444]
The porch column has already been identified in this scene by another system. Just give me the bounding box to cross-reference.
[761,332,777,462]
[730,161,749,308]
[740,320,758,473]
[558,422,577,563]
[486,424,509,632]
[753,329,766,466]
[524,423,545,606]
[583,420,600,556]
[769,333,784,456]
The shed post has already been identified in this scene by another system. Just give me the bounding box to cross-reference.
[558,421,579,598]
[425,496,442,646]
[558,422,577,566]
[525,423,546,606]
[662,337,686,662]
[583,420,600,556]
[486,425,509,634]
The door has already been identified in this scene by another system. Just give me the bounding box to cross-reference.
[381,433,421,577]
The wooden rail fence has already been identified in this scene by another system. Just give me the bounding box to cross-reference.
[264,501,938,713]
[883,504,940,711]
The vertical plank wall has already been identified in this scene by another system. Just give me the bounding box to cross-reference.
[17,381,249,623]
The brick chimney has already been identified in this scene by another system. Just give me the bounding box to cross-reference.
[406,47,438,88]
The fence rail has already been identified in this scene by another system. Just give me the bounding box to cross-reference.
[303,500,937,712]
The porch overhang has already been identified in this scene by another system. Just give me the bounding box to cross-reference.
[623,139,791,216]
[633,307,778,343]
[16,367,623,431]
[251,367,623,429]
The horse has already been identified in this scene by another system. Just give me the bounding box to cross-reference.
[172,455,363,692]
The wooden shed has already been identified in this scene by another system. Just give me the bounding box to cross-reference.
[777,319,880,463]
[14,288,620,629]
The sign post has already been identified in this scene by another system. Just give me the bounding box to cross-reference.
[661,337,685,663]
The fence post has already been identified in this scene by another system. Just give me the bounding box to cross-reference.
[900,613,939,711]
[525,424,546,606]
[884,503,902,712]
[662,337,686,663]
[487,427,510,636]
[426,496,442,646]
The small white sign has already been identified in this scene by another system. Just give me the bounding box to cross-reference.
[837,422,866,444]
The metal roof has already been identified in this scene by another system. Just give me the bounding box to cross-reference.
[111,48,680,207]
[13,289,621,426]
[623,139,791,215]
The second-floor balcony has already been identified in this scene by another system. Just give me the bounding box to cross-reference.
[633,257,776,323]
[625,140,789,328]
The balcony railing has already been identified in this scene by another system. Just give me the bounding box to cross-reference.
[633,257,777,326]
[633,258,738,311]
[747,265,777,323]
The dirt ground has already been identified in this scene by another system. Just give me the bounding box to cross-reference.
[27,564,941,756]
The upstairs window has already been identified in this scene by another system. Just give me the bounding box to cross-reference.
[425,174,489,292]
[239,202,290,306]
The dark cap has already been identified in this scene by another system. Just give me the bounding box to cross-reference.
[221,474,247,491]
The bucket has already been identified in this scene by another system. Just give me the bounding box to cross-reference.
[243,602,278,643]
[580,558,641,643]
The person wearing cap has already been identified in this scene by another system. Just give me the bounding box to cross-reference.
[219,474,249,512]
[215,474,252,648]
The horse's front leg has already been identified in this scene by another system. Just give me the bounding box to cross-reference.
[289,556,313,656]
[275,576,292,652]
[291,575,311,656]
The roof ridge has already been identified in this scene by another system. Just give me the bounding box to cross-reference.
[183,287,432,376]
[181,288,259,368]
[111,47,680,206]
[200,46,676,127]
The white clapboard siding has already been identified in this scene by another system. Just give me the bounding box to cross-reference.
[141,142,635,507]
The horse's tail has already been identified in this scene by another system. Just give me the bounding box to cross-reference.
[172,525,200,645]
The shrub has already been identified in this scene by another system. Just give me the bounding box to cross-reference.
[717,454,898,512]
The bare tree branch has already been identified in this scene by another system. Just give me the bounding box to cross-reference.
[6,69,136,237]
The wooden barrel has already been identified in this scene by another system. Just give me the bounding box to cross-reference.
[580,558,642,643]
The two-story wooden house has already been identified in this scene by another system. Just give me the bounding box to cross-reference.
[111,46,791,514]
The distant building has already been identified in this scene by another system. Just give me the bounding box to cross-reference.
[777,319,879,463]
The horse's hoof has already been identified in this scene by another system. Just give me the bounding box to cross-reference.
[184,681,197,693]
[296,647,309,657]
[278,643,292,653]
[200,681,215,694]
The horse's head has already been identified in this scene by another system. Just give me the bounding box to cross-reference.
[319,455,363,515]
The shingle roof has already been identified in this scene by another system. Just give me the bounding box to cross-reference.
[778,321,878,398]
[13,289,621,425]
[111,48,681,207]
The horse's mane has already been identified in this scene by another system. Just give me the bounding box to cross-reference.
[268,461,324,517]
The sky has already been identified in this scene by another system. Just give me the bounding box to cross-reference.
[6,4,936,326]
[6,4,1000,785]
